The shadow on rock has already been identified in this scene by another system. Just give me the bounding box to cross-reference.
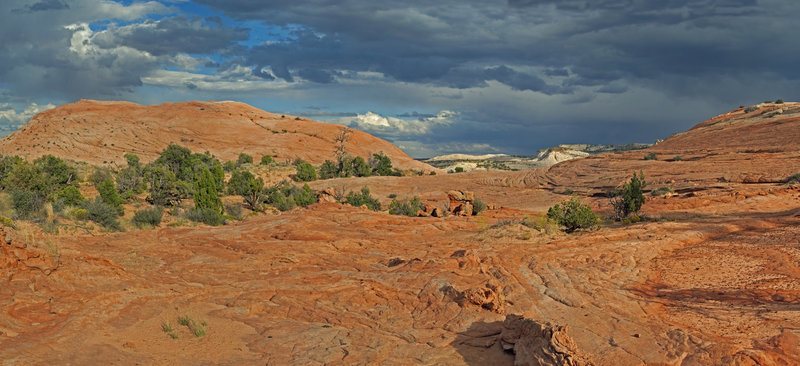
[452,315,594,366]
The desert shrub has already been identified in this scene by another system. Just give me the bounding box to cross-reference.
[57,186,86,206]
[224,203,243,220]
[786,173,800,184]
[455,167,464,173]
[97,178,125,216]
[69,208,88,221]
[669,155,682,162]
[84,197,122,231]
[144,164,184,206]
[223,161,237,172]
[265,181,316,211]
[227,170,264,210]
[744,106,759,113]
[0,215,15,229]
[344,187,381,211]
[117,153,146,199]
[610,171,647,220]
[521,215,557,234]
[370,153,393,176]
[318,160,338,179]
[4,161,50,197]
[643,152,657,160]
[546,197,598,233]
[294,184,317,207]
[186,208,223,226]
[11,190,45,219]
[34,155,77,189]
[776,99,784,104]
[89,166,114,187]
[352,156,371,177]
[193,167,223,214]
[132,207,163,228]
[473,198,487,215]
[294,161,317,182]
[388,197,423,216]
[260,155,274,165]
[269,191,296,211]
[651,186,675,196]
[237,153,253,166]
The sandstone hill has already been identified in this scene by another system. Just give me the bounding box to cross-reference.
[2,103,800,364]
[0,99,436,172]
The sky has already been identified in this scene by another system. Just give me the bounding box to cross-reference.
[1,0,798,158]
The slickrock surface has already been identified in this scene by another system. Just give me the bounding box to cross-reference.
[0,99,436,172]
[2,103,800,364]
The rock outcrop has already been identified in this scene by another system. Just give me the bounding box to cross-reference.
[500,315,592,366]
[448,190,474,216]
[0,100,438,173]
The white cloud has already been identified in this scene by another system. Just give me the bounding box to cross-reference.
[337,110,457,136]
[0,102,56,125]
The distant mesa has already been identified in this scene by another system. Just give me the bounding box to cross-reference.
[425,143,651,172]
[0,99,437,172]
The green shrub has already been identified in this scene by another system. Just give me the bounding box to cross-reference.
[271,192,296,211]
[344,187,381,211]
[144,164,184,206]
[83,197,122,231]
[193,167,223,214]
[610,171,647,220]
[546,197,598,233]
[69,208,88,221]
[186,208,223,226]
[370,153,393,176]
[97,178,125,216]
[294,161,317,182]
[57,186,86,206]
[132,207,163,228]
[237,153,253,166]
[11,190,44,219]
[643,152,657,160]
[224,203,243,219]
[227,170,264,210]
[116,156,146,198]
[388,197,423,216]
[786,173,800,184]
[352,156,371,177]
[318,160,338,179]
[454,167,464,173]
[294,184,317,207]
[260,155,274,165]
[223,161,237,172]
[0,215,16,229]
[89,167,114,187]
[472,198,487,215]
[776,99,784,104]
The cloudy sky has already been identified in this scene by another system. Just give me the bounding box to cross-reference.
[1,0,798,158]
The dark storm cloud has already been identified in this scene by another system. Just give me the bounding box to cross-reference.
[0,1,248,100]
[27,0,69,12]
[191,0,800,105]
[92,16,249,56]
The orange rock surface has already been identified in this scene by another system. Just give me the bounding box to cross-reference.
[2,102,800,364]
[0,99,437,172]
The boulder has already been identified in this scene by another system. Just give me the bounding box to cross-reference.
[500,314,592,366]
[448,190,474,216]
[317,187,338,203]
